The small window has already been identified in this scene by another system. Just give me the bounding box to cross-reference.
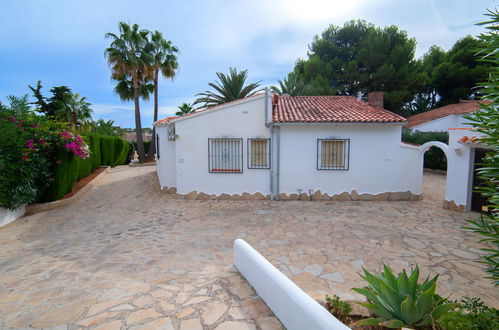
[156,133,160,159]
[167,124,176,141]
[317,139,350,170]
[248,138,270,169]
[208,138,243,173]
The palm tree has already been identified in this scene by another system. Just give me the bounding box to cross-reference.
[66,93,93,129]
[114,75,154,102]
[176,102,194,116]
[147,31,179,156]
[193,67,262,108]
[105,22,153,161]
[271,72,312,96]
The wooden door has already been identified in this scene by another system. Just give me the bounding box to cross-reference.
[471,148,490,213]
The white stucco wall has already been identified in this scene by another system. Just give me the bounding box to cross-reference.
[170,96,272,195]
[445,129,485,210]
[155,96,421,197]
[412,114,472,132]
[278,124,421,196]
[156,125,177,189]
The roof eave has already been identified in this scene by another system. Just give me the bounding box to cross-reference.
[154,94,266,126]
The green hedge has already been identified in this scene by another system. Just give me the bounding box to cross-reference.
[41,134,130,202]
[129,140,152,160]
[402,130,449,170]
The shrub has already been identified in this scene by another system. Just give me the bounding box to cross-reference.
[402,129,448,170]
[0,107,91,209]
[437,297,499,330]
[100,136,116,166]
[41,133,130,202]
[325,294,352,323]
[462,8,499,285]
[353,265,455,328]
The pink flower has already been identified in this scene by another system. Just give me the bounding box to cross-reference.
[55,159,61,164]
[17,124,22,127]
[26,139,35,150]
[33,124,39,128]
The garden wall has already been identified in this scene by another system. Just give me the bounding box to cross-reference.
[402,130,448,170]
[40,134,130,202]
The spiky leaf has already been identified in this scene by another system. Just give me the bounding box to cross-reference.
[381,319,407,328]
[359,303,394,320]
[357,317,383,326]
[415,282,436,319]
[431,303,456,320]
[401,296,419,325]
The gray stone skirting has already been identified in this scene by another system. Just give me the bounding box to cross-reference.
[442,199,465,212]
[25,166,111,215]
[160,186,422,201]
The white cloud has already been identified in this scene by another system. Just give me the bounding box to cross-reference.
[91,103,134,116]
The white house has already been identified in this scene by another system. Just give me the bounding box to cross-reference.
[153,91,423,201]
[406,100,487,132]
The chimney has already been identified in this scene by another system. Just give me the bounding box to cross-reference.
[272,93,280,106]
[368,92,383,109]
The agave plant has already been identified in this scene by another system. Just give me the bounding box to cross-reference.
[353,265,455,329]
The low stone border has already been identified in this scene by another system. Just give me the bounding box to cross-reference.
[129,161,156,167]
[160,186,422,202]
[25,166,111,215]
[0,206,26,227]
[234,239,350,330]
[442,199,465,212]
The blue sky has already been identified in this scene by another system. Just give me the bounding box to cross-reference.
[0,0,495,128]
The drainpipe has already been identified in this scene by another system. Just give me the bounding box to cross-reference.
[274,126,280,200]
[264,87,270,127]
[265,88,274,199]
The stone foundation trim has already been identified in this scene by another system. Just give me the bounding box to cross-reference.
[161,187,422,202]
[279,190,422,201]
[442,199,465,212]
[234,239,349,330]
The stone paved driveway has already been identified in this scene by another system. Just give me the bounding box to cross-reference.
[0,166,497,329]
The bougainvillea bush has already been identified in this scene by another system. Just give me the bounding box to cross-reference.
[0,107,90,210]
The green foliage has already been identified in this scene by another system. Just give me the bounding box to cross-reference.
[433,36,490,106]
[271,72,314,96]
[193,67,262,109]
[402,130,448,170]
[292,20,422,114]
[41,134,130,202]
[0,102,67,209]
[105,21,155,161]
[176,102,195,116]
[113,75,154,102]
[462,8,499,285]
[325,294,352,323]
[437,297,499,330]
[28,81,93,126]
[84,119,125,137]
[353,265,455,328]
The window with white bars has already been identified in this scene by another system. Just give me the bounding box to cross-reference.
[317,139,350,170]
[208,138,243,173]
[248,138,270,169]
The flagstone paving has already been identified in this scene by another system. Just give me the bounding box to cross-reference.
[0,166,497,329]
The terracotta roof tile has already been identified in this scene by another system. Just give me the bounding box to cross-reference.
[406,100,489,128]
[273,95,406,123]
